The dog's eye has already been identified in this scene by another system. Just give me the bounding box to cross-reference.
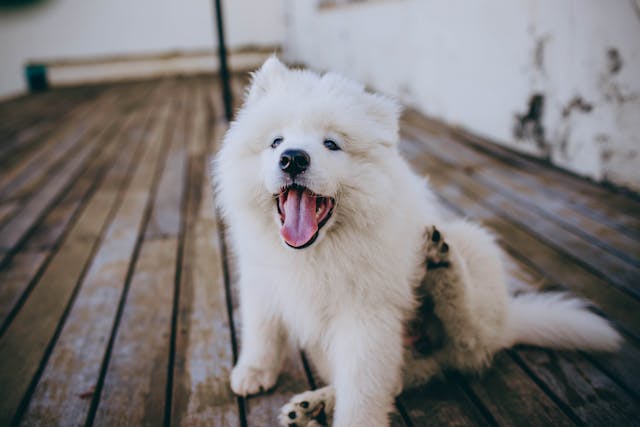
[271,137,283,149]
[323,139,341,151]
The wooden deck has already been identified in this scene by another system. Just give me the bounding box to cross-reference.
[0,76,638,427]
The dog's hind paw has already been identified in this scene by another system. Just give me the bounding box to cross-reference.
[425,226,450,269]
[279,386,335,427]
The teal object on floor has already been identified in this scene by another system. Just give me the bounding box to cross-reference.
[25,64,48,92]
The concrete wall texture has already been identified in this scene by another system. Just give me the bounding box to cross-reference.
[282,0,640,192]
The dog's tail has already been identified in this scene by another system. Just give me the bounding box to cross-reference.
[505,292,621,352]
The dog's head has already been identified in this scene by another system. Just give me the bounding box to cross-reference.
[215,57,401,250]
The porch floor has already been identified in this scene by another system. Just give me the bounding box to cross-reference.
[0,76,638,426]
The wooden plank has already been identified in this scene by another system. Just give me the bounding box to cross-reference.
[465,353,574,426]
[0,90,136,262]
[474,164,639,264]
[513,348,640,425]
[0,84,159,425]
[0,134,99,253]
[398,378,490,427]
[0,87,81,134]
[401,132,639,300]
[403,112,640,236]
[403,116,640,240]
[403,124,640,265]
[0,251,47,323]
[0,106,110,206]
[587,339,640,398]
[170,105,240,425]
[0,84,164,427]
[0,162,131,426]
[91,238,178,427]
[0,92,73,162]
[144,85,189,240]
[0,201,19,227]
[0,117,58,167]
[0,87,104,166]
[401,140,640,339]
[91,82,189,427]
[0,89,120,203]
[21,98,128,253]
[18,86,175,427]
[0,84,154,329]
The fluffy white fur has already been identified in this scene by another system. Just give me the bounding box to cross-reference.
[212,57,621,427]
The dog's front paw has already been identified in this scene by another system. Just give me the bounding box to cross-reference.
[279,386,335,427]
[230,363,278,396]
[425,226,450,269]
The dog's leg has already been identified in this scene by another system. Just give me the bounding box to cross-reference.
[399,227,461,390]
[328,313,404,427]
[421,224,495,371]
[230,280,286,396]
[279,386,335,427]
[423,224,477,331]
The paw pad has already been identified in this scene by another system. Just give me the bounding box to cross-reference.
[279,389,333,426]
[425,226,451,269]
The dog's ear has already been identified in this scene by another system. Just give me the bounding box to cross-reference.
[365,93,402,147]
[321,72,401,146]
[245,56,288,104]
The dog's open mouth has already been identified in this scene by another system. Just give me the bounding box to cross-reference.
[276,184,335,249]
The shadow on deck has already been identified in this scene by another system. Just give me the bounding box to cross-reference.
[0,75,638,426]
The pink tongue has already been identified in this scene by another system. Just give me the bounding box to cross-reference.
[281,188,318,247]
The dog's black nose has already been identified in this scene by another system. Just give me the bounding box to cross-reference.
[279,149,310,176]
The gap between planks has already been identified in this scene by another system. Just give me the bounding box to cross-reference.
[0,83,157,333]
[0,81,174,427]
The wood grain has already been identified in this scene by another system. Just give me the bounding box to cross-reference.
[513,348,639,425]
[0,89,120,203]
[170,85,241,427]
[0,84,153,330]
[0,75,637,426]
[11,83,171,427]
[91,82,189,427]
[403,111,640,236]
[401,129,639,299]
[399,377,490,427]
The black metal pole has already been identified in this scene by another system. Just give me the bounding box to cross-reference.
[214,0,233,122]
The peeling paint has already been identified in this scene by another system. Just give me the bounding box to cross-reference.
[513,94,546,154]
[606,48,623,74]
[562,96,593,118]
[600,48,639,105]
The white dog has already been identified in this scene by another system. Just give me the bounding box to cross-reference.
[213,57,621,427]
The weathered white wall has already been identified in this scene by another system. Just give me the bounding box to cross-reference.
[283,0,640,191]
[0,0,284,97]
